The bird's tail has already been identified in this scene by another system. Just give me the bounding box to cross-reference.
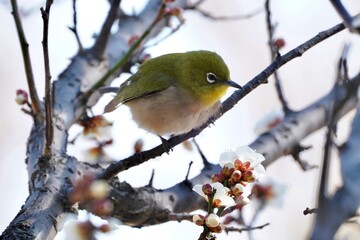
[104,96,122,113]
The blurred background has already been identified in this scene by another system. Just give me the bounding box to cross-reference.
[0,0,359,239]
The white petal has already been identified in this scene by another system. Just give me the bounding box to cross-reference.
[236,145,265,165]
[253,163,266,178]
[192,184,208,201]
[206,214,220,228]
[219,151,238,167]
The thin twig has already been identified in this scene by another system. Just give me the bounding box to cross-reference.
[96,22,346,181]
[83,2,168,100]
[193,139,210,166]
[147,169,155,187]
[265,0,290,113]
[143,19,185,50]
[225,222,270,233]
[167,212,193,222]
[303,207,318,215]
[10,0,42,118]
[68,0,84,53]
[337,43,351,81]
[41,0,54,158]
[185,161,193,181]
[91,0,121,58]
[186,4,263,21]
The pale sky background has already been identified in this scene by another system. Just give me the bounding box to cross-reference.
[0,0,360,239]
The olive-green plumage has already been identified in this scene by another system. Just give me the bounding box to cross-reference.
[104,50,241,135]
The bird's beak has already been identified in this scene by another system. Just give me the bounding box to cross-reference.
[225,80,243,89]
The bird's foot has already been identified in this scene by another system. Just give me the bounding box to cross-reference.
[159,135,173,154]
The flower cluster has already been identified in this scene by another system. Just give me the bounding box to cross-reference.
[251,179,286,208]
[63,218,114,240]
[192,146,265,238]
[70,175,113,218]
[79,115,112,142]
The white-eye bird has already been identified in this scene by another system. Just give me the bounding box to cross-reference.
[104,50,242,136]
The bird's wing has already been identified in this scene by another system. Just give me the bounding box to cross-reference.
[103,72,175,113]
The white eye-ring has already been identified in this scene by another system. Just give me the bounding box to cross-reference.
[206,72,217,83]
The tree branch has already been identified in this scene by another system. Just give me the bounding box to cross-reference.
[100,71,360,227]
[265,0,291,113]
[91,0,121,59]
[310,106,360,239]
[10,0,42,118]
[68,0,84,53]
[97,22,346,180]
[41,0,54,158]
[330,0,360,34]
[84,1,168,99]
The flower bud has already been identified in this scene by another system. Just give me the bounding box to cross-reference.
[15,89,28,105]
[242,170,257,183]
[211,173,223,183]
[202,183,213,196]
[205,213,220,228]
[89,180,111,200]
[210,223,225,233]
[221,162,235,178]
[134,139,144,153]
[274,38,286,49]
[230,170,242,183]
[231,183,245,197]
[91,199,114,217]
[192,214,205,226]
[165,7,183,16]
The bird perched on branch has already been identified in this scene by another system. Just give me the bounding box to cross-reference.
[104,50,242,138]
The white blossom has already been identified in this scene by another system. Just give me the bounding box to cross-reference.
[219,146,266,180]
[192,182,236,207]
[254,108,284,135]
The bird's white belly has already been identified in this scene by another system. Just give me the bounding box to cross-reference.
[125,86,221,136]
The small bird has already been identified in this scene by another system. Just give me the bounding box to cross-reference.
[104,50,242,137]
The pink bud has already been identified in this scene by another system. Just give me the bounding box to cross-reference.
[221,162,235,178]
[231,183,245,197]
[230,170,242,183]
[211,173,223,183]
[274,38,286,49]
[192,214,205,226]
[202,183,213,196]
[165,7,183,16]
[15,89,28,105]
[242,170,256,183]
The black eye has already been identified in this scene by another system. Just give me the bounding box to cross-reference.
[206,72,217,83]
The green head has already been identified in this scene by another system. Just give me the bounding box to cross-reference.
[179,51,242,106]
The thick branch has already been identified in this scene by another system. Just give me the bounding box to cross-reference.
[2,1,190,238]
[0,156,77,240]
[310,106,360,239]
